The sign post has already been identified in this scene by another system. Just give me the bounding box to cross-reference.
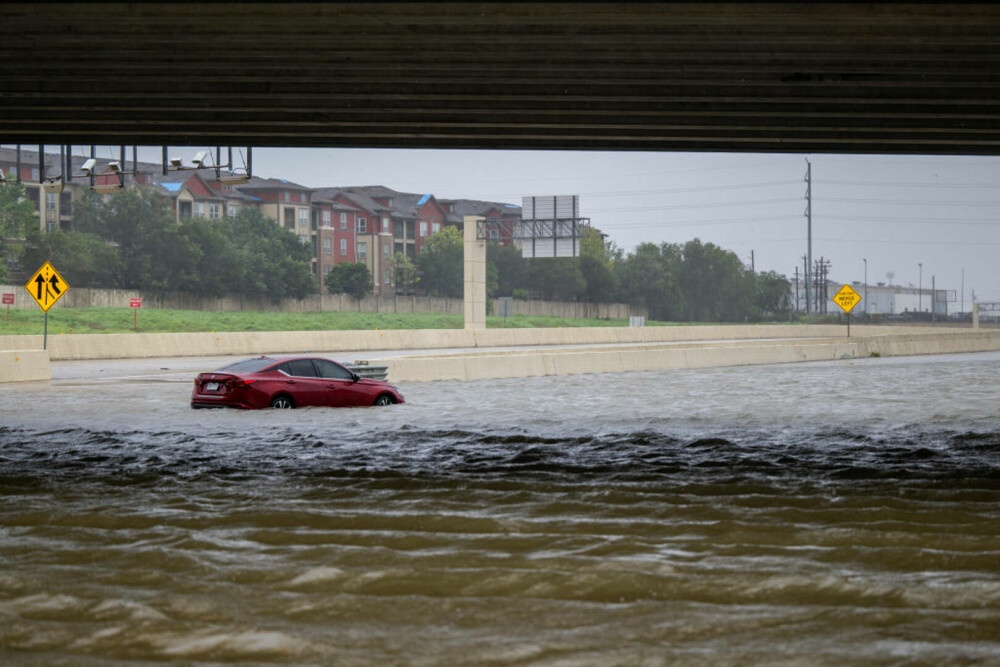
[130,298,142,330]
[2,293,13,322]
[832,284,862,337]
[24,261,70,350]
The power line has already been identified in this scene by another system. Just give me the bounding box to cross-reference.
[817,214,1000,225]
[598,215,802,229]
[588,197,801,214]
[821,179,999,190]
[583,179,801,198]
[816,196,1000,207]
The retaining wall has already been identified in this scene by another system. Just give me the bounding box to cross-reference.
[0,285,640,320]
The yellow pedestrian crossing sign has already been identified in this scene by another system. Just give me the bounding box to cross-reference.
[24,261,70,312]
[832,283,862,314]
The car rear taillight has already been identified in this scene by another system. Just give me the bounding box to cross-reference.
[229,379,257,388]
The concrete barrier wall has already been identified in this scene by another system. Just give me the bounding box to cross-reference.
[0,324,947,361]
[374,330,1000,383]
[0,349,51,382]
[0,324,966,361]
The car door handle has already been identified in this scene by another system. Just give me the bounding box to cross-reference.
[286,379,297,384]
[326,384,338,389]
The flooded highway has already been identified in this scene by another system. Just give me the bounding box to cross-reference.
[1,352,999,665]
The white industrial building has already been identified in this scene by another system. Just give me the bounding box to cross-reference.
[790,280,951,316]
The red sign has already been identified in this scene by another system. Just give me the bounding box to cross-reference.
[1,293,13,305]
[129,298,142,308]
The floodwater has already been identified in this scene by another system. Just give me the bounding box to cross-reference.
[1,352,999,665]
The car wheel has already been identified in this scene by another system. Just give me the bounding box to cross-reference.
[269,395,295,409]
[373,394,395,406]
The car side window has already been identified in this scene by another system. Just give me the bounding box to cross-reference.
[282,359,318,377]
[314,359,354,380]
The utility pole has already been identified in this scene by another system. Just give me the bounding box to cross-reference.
[863,258,868,316]
[932,275,936,324]
[961,268,965,314]
[794,265,799,313]
[750,250,755,274]
[805,159,812,317]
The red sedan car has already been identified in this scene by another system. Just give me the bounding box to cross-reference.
[191,356,404,409]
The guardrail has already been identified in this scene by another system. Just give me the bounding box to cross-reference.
[346,362,389,381]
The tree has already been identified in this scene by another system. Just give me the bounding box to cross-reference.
[219,207,315,300]
[527,258,586,301]
[676,239,751,321]
[617,242,683,320]
[579,228,619,303]
[416,226,463,297]
[326,262,372,300]
[21,228,121,288]
[487,242,527,297]
[391,252,419,294]
[754,270,792,316]
[0,182,37,283]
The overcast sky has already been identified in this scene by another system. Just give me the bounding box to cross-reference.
[50,146,1000,306]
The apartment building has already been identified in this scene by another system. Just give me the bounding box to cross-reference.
[2,148,524,295]
[312,188,362,291]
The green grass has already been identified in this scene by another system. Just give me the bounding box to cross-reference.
[0,308,675,335]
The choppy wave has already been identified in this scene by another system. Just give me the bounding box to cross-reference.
[2,356,1000,664]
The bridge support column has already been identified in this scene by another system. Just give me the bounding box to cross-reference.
[464,215,487,330]
[973,302,980,329]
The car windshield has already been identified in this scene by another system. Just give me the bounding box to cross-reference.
[215,358,276,374]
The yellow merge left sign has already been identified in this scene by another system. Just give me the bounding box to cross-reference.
[832,283,862,314]
[24,261,70,312]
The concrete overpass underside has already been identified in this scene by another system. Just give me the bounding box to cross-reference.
[4,2,1000,155]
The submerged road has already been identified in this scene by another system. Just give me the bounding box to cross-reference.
[1,351,999,664]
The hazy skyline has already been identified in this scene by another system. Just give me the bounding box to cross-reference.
[17,145,1000,306]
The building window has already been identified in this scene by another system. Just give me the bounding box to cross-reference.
[432,222,441,234]
[383,269,391,284]
[46,221,57,232]
[383,243,391,259]
[419,221,428,237]
[323,237,332,254]
[298,208,309,227]
[340,238,347,256]
[357,217,367,233]
[6,249,20,269]
[299,235,309,245]
[194,202,205,218]
[300,193,307,204]
[322,210,331,227]
[283,192,290,203]
[31,168,39,181]
[45,193,56,211]
[227,205,238,217]
[356,242,367,259]
[339,212,347,229]
[209,203,221,219]
[489,228,499,241]
[382,217,390,233]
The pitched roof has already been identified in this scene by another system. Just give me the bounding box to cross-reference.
[237,176,311,192]
[439,198,521,223]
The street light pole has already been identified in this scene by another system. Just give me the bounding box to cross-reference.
[863,258,867,316]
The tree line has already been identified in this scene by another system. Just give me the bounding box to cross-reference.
[1,183,791,320]
[1,184,315,300]
[386,226,791,321]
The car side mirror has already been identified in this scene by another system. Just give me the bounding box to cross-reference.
[351,372,361,382]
